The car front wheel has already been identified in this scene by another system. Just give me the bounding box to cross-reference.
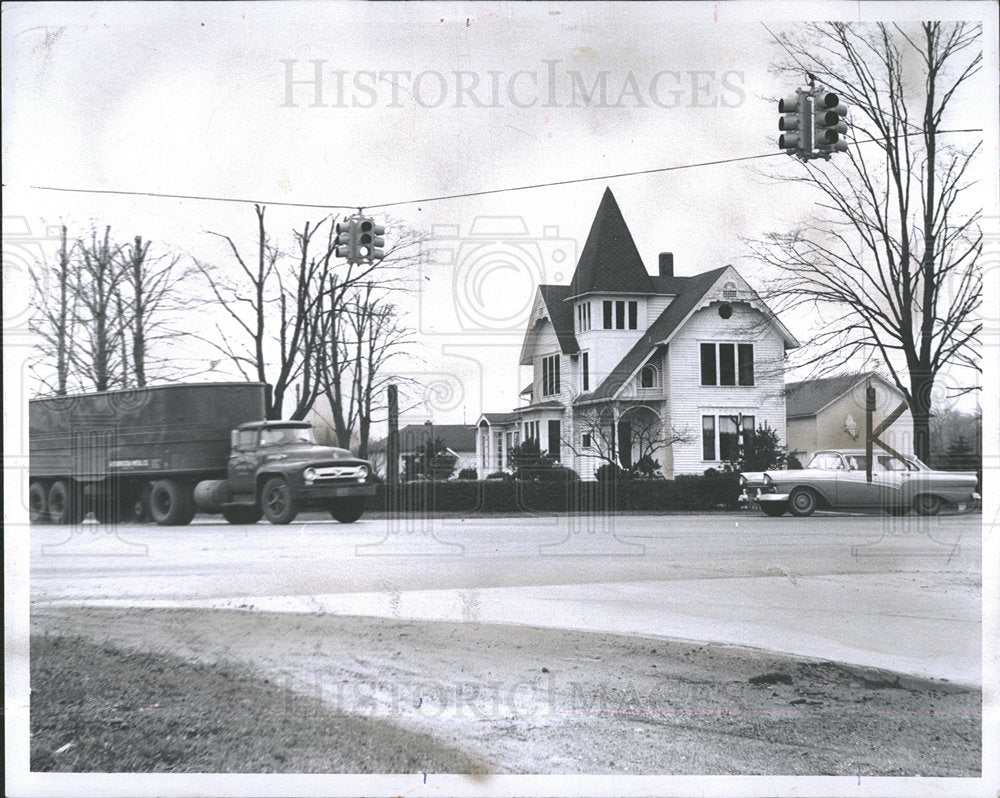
[913,494,943,516]
[261,477,299,525]
[788,487,818,517]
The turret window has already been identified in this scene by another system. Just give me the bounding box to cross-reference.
[577,302,591,332]
[602,300,638,330]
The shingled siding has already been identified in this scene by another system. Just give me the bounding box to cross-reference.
[668,303,788,476]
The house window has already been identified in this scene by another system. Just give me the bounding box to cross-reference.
[700,343,754,387]
[702,416,716,460]
[702,414,756,461]
[582,433,592,448]
[700,343,717,386]
[738,344,754,386]
[524,421,539,442]
[577,302,591,332]
[541,354,560,396]
[582,352,590,391]
[602,300,638,330]
[640,364,658,389]
[722,280,739,299]
[548,420,561,460]
[496,431,503,470]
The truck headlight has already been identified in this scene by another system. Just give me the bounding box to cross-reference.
[303,467,317,483]
[357,465,369,482]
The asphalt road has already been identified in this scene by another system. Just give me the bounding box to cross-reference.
[29,510,982,684]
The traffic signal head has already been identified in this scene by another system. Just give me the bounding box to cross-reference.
[357,217,386,261]
[335,218,357,260]
[777,91,811,154]
[813,90,849,153]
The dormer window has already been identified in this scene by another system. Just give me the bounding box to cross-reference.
[639,364,660,389]
[602,300,637,330]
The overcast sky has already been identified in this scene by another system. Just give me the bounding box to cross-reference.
[3,1,997,429]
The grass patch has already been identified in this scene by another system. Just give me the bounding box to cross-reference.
[30,635,491,773]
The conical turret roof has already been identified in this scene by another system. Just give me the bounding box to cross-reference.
[568,187,653,297]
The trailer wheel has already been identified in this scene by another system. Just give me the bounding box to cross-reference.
[222,505,263,525]
[261,477,299,525]
[150,480,195,526]
[329,498,365,524]
[48,480,84,525]
[29,481,49,524]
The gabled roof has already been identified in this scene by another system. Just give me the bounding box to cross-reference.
[370,423,477,453]
[579,267,729,402]
[568,187,653,298]
[539,285,580,355]
[786,371,898,418]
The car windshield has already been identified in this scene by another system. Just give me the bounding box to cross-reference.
[258,426,316,447]
[807,453,846,470]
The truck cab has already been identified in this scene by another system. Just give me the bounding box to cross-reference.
[206,421,376,525]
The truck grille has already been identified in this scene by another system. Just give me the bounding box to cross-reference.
[308,465,367,482]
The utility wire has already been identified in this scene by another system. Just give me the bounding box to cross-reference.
[27,128,982,214]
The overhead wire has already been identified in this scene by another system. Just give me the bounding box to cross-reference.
[26,128,982,214]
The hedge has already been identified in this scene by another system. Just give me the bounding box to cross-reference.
[371,473,740,514]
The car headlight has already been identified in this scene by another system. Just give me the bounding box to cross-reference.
[303,467,317,482]
[763,473,773,486]
[739,475,747,486]
[357,465,369,482]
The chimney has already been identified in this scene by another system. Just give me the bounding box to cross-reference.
[658,252,673,277]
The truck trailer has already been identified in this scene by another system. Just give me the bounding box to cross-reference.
[28,382,375,526]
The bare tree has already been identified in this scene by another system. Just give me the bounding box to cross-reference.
[74,226,125,392]
[752,22,982,461]
[29,226,78,395]
[563,402,691,475]
[113,236,191,388]
[317,227,421,455]
[194,205,377,419]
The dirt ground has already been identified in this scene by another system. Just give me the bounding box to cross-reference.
[30,605,981,775]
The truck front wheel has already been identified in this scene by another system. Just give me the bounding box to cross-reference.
[48,480,84,525]
[261,477,299,525]
[330,498,365,524]
[150,480,196,526]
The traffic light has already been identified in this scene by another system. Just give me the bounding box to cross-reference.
[778,90,811,156]
[358,218,386,261]
[335,218,357,260]
[813,90,849,154]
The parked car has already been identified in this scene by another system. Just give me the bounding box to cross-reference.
[740,449,980,517]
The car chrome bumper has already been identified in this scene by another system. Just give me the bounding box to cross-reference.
[739,489,789,506]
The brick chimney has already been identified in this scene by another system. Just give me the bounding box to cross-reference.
[658,252,673,277]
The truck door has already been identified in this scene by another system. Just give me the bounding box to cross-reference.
[228,429,259,495]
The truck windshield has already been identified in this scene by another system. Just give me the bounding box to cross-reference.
[258,427,316,447]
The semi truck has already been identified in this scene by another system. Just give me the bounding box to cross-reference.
[28,382,375,526]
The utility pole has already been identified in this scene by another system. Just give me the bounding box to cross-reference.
[387,383,399,485]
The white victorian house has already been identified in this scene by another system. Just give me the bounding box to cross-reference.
[476,187,800,479]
